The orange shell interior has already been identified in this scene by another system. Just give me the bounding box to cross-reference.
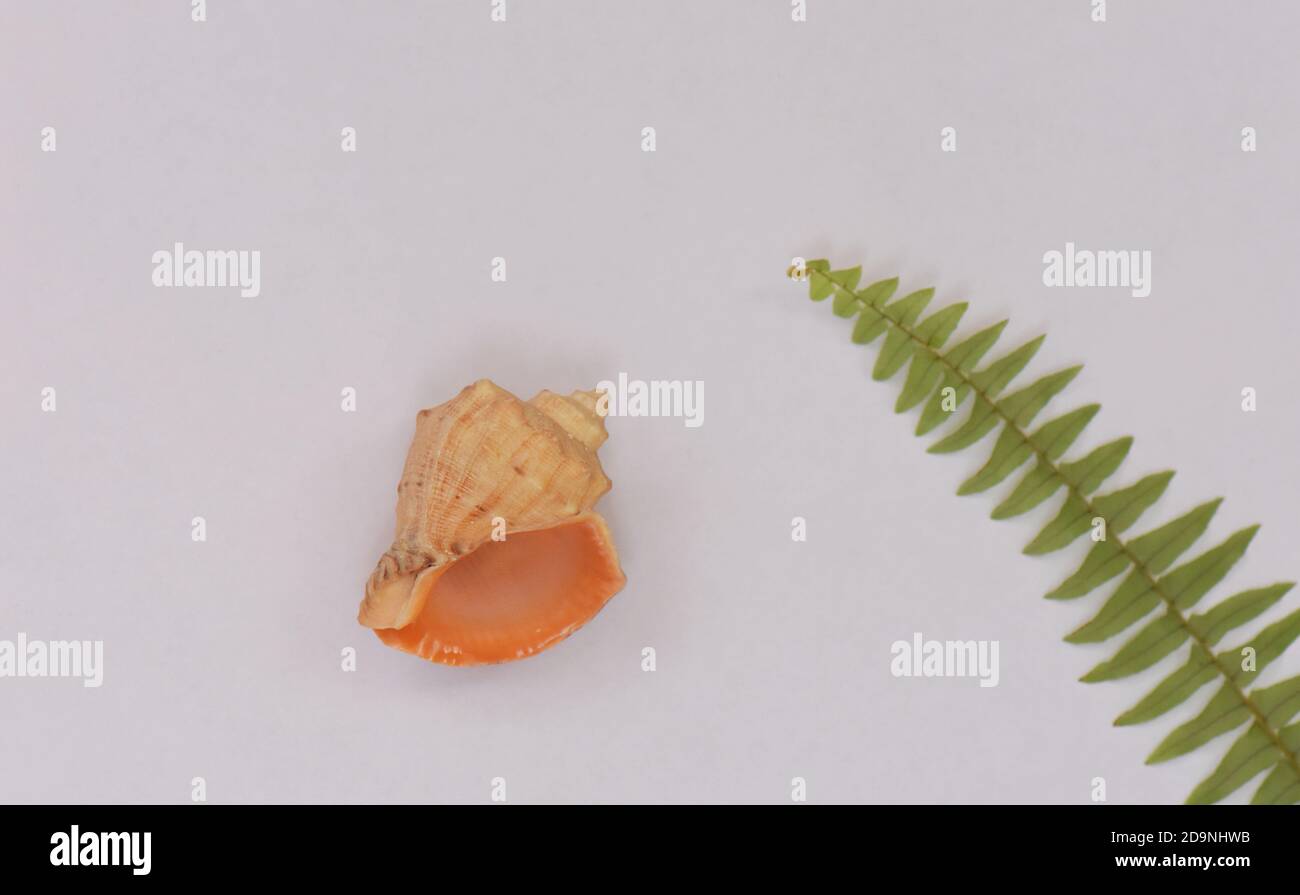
[375,513,625,666]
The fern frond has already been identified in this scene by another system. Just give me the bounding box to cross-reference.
[796,259,1300,804]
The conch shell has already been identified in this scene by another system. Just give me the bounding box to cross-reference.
[359,379,626,666]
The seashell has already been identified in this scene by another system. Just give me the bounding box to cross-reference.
[358,379,626,666]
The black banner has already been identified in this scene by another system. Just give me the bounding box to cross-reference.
[0,805,1291,882]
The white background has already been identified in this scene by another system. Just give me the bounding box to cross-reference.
[3,1,1298,803]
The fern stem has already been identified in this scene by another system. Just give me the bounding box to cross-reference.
[811,268,1300,785]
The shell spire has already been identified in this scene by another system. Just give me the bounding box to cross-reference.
[529,387,609,451]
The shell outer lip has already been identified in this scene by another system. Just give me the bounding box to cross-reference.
[359,510,625,634]
[366,511,627,667]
